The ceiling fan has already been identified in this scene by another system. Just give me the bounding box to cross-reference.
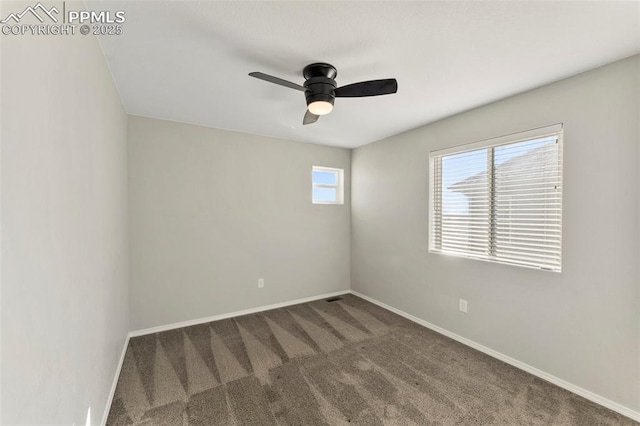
[249,62,398,125]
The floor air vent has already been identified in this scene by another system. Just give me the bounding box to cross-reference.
[325,297,343,303]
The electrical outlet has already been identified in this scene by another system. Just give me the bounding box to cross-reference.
[258,278,264,289]
[459,299,468,313]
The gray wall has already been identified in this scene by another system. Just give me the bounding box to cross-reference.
[0,2,130,424]
[128,116,351,330]
[351,55,639,411]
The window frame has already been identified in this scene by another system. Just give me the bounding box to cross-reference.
[312,166,344,205]
[428,123,563,272]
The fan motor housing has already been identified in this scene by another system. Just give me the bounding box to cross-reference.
[303,63,337,108]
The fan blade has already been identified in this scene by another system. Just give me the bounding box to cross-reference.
[335,79,398,98]
[248,72,305,91]
[303,110,319,125]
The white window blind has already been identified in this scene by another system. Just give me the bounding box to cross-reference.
[430,124,563,272]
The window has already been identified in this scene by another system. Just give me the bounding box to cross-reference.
[429,124,563,271]
[312,166,344,204]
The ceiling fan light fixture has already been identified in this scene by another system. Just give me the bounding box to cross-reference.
[248,62,398,125]
[307,100,333,116]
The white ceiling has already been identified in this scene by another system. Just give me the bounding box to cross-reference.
[90,1,640,148]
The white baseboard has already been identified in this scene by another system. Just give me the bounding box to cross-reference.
[350,290,640,422]
[129,290,351,338]
[101,334,130,426]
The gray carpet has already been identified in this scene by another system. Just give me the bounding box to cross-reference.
[106,294,636,425]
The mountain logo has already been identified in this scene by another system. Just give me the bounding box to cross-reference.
[1,2,60,24]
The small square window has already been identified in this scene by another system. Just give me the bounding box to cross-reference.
[312,166,343,204]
